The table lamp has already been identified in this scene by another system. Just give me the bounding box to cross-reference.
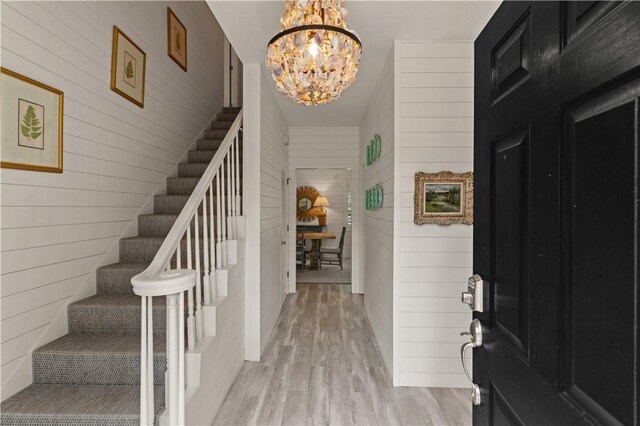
[314,196,330,226]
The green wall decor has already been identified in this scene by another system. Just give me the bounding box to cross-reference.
[366,134,382,166]
[365,184,384,211]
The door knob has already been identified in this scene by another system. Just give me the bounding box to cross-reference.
[460,319,482,405]
[461,274,484,312]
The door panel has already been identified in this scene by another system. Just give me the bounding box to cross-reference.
[491,10,531,103]
[562,80,640,426]
[491,129,529,354]
[563,1,624,47]
[473,2,640,425]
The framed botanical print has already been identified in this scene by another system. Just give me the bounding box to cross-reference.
[110,26,146,107]
[414,171,473,225]
[167,8,187,71]
[1,68,64,173]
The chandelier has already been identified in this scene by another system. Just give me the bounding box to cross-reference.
[266,0,362,106]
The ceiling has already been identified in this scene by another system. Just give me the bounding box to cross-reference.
[208,1,501,126]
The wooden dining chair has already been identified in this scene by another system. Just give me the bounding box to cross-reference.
[296,228,306,272]
[319,226,346,270]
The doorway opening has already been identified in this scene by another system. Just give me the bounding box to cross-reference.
[293,168,353,288]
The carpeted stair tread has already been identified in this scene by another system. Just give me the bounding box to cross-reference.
[196,139,223,151]
[69,294,165,335]
[96,262,148,295]
[119,236,208,263]
[217,112,237,121]
[211,120,233,130]
[178,161,243,178]
[0,383,163,425]
[36,333,164,356]
[166,177,233,195]
[34,334,165,385]
[204,129,228,139]
[138,213,210,237]
[187,149,244,164]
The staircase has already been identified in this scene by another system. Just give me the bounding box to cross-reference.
[0,107,242,426]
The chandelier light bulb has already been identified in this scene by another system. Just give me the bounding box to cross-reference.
[265,0,362,106]
[308,40,319,57]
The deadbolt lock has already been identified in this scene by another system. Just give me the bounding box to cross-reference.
[461,274,484,312]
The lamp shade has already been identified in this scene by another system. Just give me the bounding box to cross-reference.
[313,196,329,208]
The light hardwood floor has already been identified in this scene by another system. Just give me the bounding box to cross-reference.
[213,284,472,426]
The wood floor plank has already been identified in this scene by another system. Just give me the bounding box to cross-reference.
[281,390,309,426]
[212,283,472,426]
[256,345,295,425]
[307,366,330,425]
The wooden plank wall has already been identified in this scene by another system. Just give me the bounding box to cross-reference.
[259,70,289,354]
[359,48,395,376]
[395,41,473,387]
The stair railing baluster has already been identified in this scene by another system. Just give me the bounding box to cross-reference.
[166,293,179,425]
[186,226,195,350]
[194,212,203,342]
[178,290,185,425]
[231,140,236,220]
[235,134,241,216]
[202,195,211,305]
[140,296,148,425]
[132,110,241,426]
[221,160,227,266]
[208,183,217,299]
[146,296,154,423]
[226,152,232,239]
[216,169,223,268]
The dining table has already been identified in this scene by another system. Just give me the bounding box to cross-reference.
[296,231,336,270]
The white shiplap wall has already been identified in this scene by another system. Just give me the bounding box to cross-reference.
[359,48,395,376]
[395,41,473,388]
[259,69,289,355]
[296,168,352,259]
[288,126,361,292]
[0,1,225,399]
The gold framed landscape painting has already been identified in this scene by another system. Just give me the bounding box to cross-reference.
[414,171,473,226]
[110,26,146,107]
[1,68,64,173]
[167,8,187,71]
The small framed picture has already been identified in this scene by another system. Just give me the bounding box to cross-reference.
[110,26,146,107]
[1,68,63,173]
[167,8,187,71]
[414,171,473,225]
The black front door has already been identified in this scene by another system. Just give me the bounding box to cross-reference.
[473,2,639,424]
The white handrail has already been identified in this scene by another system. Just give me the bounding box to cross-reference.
[132,110,243,290]
[132,109,243,425]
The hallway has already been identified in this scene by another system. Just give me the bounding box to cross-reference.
[213,284,471,425]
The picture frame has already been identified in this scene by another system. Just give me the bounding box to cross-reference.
[110,26,146,107]
[1,67,64,173]
[414,171,473,225]
[167,8,187,71]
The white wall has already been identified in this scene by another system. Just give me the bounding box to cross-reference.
[186,242,246,425]
[296,168,352,259]
[259,69,289,356]
[359,47,395,377]
[0,1,225,399]
[242,64,261,361]
[395,41,473,388]
[288,126,361,292]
